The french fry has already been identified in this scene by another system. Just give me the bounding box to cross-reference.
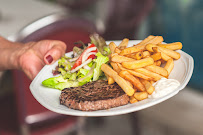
[133,44,147,50]
[134,92,148,101]
[108,77,115,84]
[160,52,172,61]
[124,51,143,60]
[157,42,182,50]
[118,38,129,49]
[109,42,117,54]
[119,70,146,92]
[144,65,168,77]
[140,79,155,95]
[135,35,155,46]
[105,73,115,85]
[150,80,155,85]
[111,55,135,63]
[116,63,128,71]
[110,53,118,58]
[142,51,151,58]
[156,46,181,60]
[151,52,162,61]
[101,64,135,96]
[145,43,158,52]
[127,70,153,80]
[130,96,138,103]
[114,47,121,54]
[164,59,174,75]
[134,52,143,60]
[148,36,164,45]
[126,80,134,89]
[119,47,141,56]
[110,62,121,73]
[153,47,172,61]
[134,68,165,81]
[117,63,153,80]
[134,36,164,50]
[122,57,154,69]
[101,36,183,104]
[154,60,162,66]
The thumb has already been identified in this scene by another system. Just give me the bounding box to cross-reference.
[44,41,66,65]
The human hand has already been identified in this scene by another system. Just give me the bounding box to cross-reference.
[18,40,66,80]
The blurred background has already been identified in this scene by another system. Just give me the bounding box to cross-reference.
[0,0,202,135]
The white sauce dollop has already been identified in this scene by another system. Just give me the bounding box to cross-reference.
[148,78,180,98]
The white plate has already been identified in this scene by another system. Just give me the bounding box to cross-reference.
[30,40,194,116]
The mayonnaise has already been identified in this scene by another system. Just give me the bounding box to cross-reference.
[148,78,180,98]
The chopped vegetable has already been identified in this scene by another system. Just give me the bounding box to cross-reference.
[78,69,94,86]
[70,58,92,73]
[93,52,109,81]
[90,33,109,55]
[58,68,66,76]
[42,76,79,90]
[71,44,97,71]
[73,46,83,57]
[42,34,110,90]
[69,72,77,81]
[77,68,90,78]
[58,56,72,71]
[103,46,111,55]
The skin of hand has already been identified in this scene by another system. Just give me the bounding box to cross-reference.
[0,37,67,80]
[18,40,67,80]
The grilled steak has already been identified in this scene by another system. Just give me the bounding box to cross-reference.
[60,80,129,111]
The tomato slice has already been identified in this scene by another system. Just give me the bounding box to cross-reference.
[71,57,82,70]
[71,44,97,70]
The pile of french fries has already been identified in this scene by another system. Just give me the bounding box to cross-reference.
[101,35,182,103]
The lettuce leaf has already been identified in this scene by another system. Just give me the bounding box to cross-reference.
[42,76,79,90]
[103,46,111,55]
[93,52,109,81]
[90,33,108,55]
[58,57,72,71]
[54,81,79,90]
[78,67,94,86]
[78,74,93,86]
[77,68,89,78]
[69,72,77,81]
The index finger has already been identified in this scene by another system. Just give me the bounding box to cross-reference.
[43,40,67,64]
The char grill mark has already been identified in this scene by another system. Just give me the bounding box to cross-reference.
[60,80,129,111]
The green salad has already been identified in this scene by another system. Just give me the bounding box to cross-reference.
[42,34,110,90]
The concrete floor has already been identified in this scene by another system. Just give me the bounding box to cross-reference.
[85,115,133,135]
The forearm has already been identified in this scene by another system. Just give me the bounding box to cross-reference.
[0,36,22,70]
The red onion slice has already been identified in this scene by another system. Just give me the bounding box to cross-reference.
[82,52,96,63]
[83,65,91,70]
[68,55,80,62]
[70,58,92,73]
[82,47,97,63]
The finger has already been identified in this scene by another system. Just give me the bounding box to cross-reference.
[23,58,45,80]
[44,41,67,64]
